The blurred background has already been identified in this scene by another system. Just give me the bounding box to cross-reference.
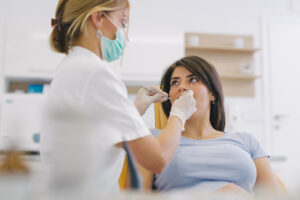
[0,0,299,194]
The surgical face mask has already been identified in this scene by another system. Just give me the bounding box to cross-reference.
[97,13,128,62]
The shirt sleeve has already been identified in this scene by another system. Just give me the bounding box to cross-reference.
[241,133,269,160]
[149,128,162,137]
[81,64,150,148]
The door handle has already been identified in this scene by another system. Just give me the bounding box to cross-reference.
[273,114,289,121]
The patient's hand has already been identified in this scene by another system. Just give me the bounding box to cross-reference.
[215,183,251,199]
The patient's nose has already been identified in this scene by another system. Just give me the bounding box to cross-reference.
[178,83,188,93]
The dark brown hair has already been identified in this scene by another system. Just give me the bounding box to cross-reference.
[160,56,225,131]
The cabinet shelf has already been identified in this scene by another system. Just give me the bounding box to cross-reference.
[4,73,53,82]
[186,46,260,53]
[185,33,260,97]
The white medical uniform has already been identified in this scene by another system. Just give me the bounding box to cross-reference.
[40,46,150,192]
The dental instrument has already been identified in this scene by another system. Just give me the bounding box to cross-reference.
[139,85,170,100]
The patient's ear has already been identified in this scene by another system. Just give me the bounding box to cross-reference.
[209,92,216,101]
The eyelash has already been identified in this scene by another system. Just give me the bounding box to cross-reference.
[170,77,198,86]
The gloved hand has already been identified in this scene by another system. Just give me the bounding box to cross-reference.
[134,85,169,116]
[169,90,197,131]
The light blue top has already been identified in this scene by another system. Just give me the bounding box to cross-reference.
[150,129,268,193]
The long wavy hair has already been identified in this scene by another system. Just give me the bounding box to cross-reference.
[160,56,225,131]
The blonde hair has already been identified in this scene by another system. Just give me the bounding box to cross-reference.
[50,0,130,54]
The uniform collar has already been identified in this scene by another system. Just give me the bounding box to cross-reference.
[69,46,103,63]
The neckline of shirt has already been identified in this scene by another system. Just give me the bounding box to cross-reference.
[181,131,227,142]
[69,46,104,63]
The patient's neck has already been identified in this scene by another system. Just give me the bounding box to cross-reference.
[183,112,217,140]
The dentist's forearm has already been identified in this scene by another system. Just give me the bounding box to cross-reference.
[156,116,182,165]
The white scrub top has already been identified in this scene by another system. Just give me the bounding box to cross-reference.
[40,46,150,192]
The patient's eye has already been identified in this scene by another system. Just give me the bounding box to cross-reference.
[190,77,198,83]
[171,80,179,86]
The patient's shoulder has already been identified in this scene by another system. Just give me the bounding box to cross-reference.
[229,132,258,143]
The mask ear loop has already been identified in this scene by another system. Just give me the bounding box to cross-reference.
[102,12,129,43]
[103,12,119,28]
[103,12,128,36]
[96,24,103,39]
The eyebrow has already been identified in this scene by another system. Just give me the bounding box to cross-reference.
[171,74,195,80]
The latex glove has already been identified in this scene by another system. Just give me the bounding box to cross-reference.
[134,85,169,116]
[169,90,197,131]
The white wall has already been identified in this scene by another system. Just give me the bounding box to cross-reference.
[130,0,288,34]
[1,0,56,21]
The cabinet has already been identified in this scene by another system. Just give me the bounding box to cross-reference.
[4,20,64,79]
[185,33,260,97]
[0,19,4,65]
[0,94,45,152]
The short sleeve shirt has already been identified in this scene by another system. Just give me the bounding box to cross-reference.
[150,129,268,193]
[41,46,150,191]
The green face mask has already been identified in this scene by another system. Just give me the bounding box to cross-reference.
[97,13,128,62]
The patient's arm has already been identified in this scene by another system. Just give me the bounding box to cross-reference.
[138,164,155,191]
[215,183,250,197]
[254,157,281,192]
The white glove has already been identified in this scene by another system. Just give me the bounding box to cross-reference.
[169,90,197,131]
[134,85,168,116]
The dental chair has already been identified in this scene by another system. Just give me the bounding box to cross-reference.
[119,157,128,189]
[118,103,172,189]
[119,142,141,190]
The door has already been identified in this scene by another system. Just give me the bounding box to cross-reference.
[266,18,300,191]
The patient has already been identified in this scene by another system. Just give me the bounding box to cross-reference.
[139,56,281,196]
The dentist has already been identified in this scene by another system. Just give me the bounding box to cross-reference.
[41,0,196,192]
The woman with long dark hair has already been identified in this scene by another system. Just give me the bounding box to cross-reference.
[139,56,280,196]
